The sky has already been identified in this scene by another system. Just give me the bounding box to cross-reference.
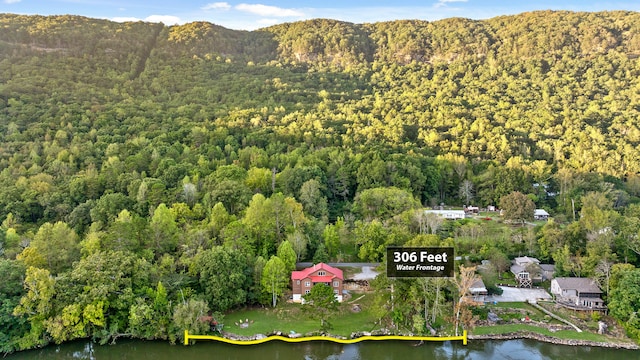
[2,0,640,31]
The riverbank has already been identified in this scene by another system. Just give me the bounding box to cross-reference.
[469,331,639,350]
[213,326,638,350]
[221,294,638,350]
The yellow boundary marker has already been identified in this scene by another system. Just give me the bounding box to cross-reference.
[183,329,467,346]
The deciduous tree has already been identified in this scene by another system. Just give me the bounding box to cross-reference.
[261,256,288,307]
[192,247,252,312]
[18,221,79,275]
[302,283,339,332]
[499,191,535,224]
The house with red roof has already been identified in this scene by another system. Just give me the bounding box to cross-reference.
[291,263,344,303]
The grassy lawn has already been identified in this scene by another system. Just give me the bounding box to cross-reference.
[224,306,318,336]
[489,302,533,310]
[223,292,381,337]
[471,323,627,343]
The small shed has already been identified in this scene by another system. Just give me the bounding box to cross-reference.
[534,209,550,221]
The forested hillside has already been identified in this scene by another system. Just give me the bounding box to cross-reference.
[2,11,640,352]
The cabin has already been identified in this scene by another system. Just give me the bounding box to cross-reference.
[534,209,550,221]
[551,277,606,311]
[425,209,466,220]
[468,279,488,304]
[291,263,344,303]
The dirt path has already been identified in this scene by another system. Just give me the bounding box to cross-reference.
[528,301,582,332]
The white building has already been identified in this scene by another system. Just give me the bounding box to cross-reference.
[551,277,605,310]
[425,209,466,220]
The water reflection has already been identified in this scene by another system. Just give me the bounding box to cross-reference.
[4,339,637,360]
[72,342,95,360]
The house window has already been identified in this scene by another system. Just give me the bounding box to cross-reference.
[296,280,300,285]
[318,271,326,276]
[305,290,310,294]
[333,281,339,287]
[305,281,311,287]
[334,289,338,294]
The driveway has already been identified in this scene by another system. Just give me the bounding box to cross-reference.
[351,266,379,280]
[486,286,552,303]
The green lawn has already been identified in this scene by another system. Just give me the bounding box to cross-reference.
[223,293,382,337]
[215,297,635,346]
[471,323,627,343]
[489,302,534,310]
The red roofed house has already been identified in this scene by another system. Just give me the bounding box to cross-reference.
[291,263,344,303]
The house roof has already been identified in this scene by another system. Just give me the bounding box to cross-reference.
[510,264,526,274]
[310,275,335,283]
[534,209,550,216]
[540,264,556,272]
[469,279,487,293]
[513,256,540,266]
[291,263,344,281]
[425,209,466,216]
[553,277,602,294]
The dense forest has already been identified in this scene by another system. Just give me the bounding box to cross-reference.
[2,11,640,352]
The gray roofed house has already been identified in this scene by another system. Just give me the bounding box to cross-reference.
[466,279,488,304]
[510,256,555,287]
[534,209,550,221]
[551,277,606,311]
[513,256,540,266]
[539,264,556,281]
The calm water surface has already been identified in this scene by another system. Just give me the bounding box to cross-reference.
[5,339,637,360]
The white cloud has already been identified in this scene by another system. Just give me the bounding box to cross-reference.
[4,0,22,4]
[145,15,182,25]
[435,0,468,8]
[235,3,304,17]
[202,2,231,11]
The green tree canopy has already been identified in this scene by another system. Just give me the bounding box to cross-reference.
[191,247,253,312]
[302,283,339,332]
[18,221,80,275]
[352,187,420,221]
[499,191,535,224]
[261,255,288,307]
[608,266,640,342]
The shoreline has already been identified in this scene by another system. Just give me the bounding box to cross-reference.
[218,330,638,350]
[469,331,639,350]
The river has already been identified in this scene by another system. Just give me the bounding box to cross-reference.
[4,339,637,360]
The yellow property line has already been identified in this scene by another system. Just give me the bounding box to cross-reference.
[183,330,467,346]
